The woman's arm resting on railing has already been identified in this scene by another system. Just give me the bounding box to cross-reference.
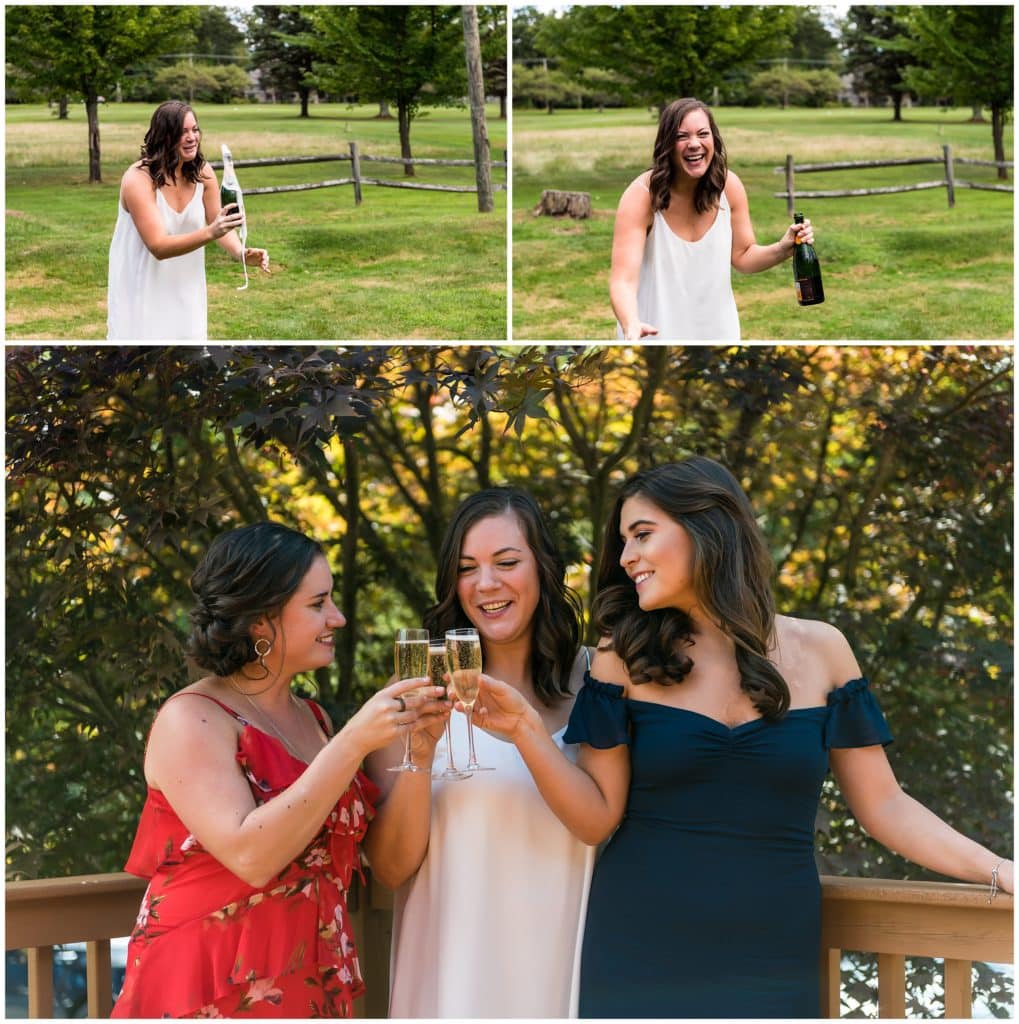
[831,744,1014,894]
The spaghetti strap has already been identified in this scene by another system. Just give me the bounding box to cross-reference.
[303,698,332,736]
[168,691,248,724]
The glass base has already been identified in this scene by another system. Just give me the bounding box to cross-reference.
[386,762,424,773]
[432,768,473,780]
[464,764,495,772]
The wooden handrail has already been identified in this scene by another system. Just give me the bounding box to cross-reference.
[6,872,1013,1019]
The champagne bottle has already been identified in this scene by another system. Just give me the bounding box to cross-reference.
[792,212,824,306]
[219,144,243,218]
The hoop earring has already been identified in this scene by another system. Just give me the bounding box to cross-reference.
[253,637,272,679]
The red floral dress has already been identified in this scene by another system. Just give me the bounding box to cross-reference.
[112,694,378,1019]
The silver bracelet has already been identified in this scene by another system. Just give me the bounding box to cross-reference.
[988,858,1006,903]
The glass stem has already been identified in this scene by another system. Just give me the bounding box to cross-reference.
[402,730,413,767]
[444,716,456,771]
[465,707,479,768]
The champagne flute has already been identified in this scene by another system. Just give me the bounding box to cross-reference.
[429,640,472,780]
[387,628,429,773]
[445,627,493,772]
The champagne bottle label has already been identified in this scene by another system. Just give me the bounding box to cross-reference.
[796,277,818,304]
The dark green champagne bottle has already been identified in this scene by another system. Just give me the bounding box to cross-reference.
[220,184,239,209]
[792,212,824,306]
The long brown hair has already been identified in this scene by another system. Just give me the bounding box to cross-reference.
[648,97,727,215]
[423,488,583,707]
[593,457,790,719]
[140,100,206,188]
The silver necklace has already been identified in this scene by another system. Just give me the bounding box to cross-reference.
[239,690,304,761]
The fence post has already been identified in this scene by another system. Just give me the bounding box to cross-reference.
[785,154,795,217]
[943,144,955,208]
[349,141,362,206]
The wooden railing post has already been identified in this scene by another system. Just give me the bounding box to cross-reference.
[943,144,955,208]
[785,154,795,216]
[943,959,973,1018]
[349,141,362,206]
[877,952,906,1017]
[87,938,114,1017]
[819,946,842,1017]
[27,946,54,1017]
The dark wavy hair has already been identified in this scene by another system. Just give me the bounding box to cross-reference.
[140,100,205,188]
[648,97,727,216]
[423,488,583,707]
[593,457,790,719]
[187,522,324,677]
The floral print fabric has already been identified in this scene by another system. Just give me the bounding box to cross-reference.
[112,695,378,1019]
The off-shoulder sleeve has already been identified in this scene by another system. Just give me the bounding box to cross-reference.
[563,673,630,748]
[824,676,893,750]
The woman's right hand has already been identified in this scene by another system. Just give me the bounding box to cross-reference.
[210,202,245,239]
[469,674,540,743]
[342,676,445,759]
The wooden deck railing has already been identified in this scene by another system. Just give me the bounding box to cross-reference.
[5,872,1012,1018]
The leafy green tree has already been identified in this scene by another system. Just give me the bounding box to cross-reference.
[192,6,248,63]
[512,63,588,113]
[310,6,466,177]
[547,5,797,110]
[749,66,842,108]
[4,5,198,182]
[787,6,841,64]
[479,5,508,119]
[842,6,914,121]
[898,5,1013,180]
[244,5,318,115]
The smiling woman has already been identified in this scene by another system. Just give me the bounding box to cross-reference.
[112,522,444,1018]
[106,100,269,340]
[610,96,815,341]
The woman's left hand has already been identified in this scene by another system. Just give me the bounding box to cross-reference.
[785,218,814,250]
[244,247,270,273]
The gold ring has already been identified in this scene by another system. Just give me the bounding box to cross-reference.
[396,696,406,713]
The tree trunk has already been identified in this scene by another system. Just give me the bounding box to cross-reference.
[398,101,414,177]
[338,438,360,707]
[499,92,506,119]
[533,189,591,218]
[58,96,68,120]
[299,86,310,118]
[84,90,101,184]
[462,6,493,213]
[891,91,903,122]
[969,103,986,123]
[992,104,1008,181]
[377,99,393,119]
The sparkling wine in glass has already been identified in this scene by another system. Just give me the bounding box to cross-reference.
[387,628,429,773]
[445,628,493,772]
[430,641,471,780]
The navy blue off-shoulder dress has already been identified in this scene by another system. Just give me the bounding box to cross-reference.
[563,675,892,1018]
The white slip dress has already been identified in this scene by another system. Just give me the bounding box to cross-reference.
[621,188,741,342]
[107,181,207,340]
[388,679,597,1018]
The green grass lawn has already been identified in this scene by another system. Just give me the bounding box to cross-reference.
[6,102,507,340]
[513,105,1013,340]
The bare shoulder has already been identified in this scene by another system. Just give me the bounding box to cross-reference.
[775,615,862,695]
[570,644,597,695]
[724,169,747,205]
[198,162,218,185]
[590,640,632,693]
[121,163,153,195]
[617,173,654,222]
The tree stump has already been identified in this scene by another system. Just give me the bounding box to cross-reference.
[533,189,592,219]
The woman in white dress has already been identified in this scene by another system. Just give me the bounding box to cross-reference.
[611,96,815,342]
[365,488,595,1018]
[107,100,269,341]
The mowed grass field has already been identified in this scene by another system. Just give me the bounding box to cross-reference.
[513,106,1013,340]
[6,102,507,340]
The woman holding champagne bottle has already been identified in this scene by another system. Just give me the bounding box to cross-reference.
[113,522,441,1018]
[468,457,1013,1017]
[610,96,814,341]
[107,100,269,340]
[365,488,595,1017]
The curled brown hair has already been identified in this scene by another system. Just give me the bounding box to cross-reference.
[648,97,727,216]
[593,457,790,719]
[140,100,205,188]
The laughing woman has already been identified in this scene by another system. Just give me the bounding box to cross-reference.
[610,96,813,342]
[107,100,269,341]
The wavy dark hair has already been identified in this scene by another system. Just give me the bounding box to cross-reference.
[648,97,727,216]
[423,488,583,707]
[594,457,789,719]
[187,522,324,677]
[140,100,206,188]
